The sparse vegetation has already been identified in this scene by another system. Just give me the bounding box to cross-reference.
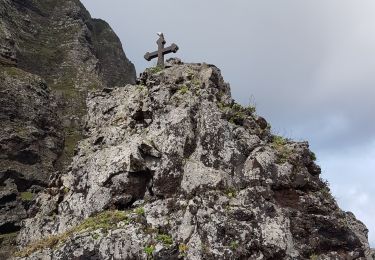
[134,207,145,216]
[15,210,128,257]
[91,232,100,240]
[178,243,188,257]
[149,66,163,74]
[0,232,18,240]
[177,85,189,95]
[63,187,70,194]
[310,254,319,260]
[156,233,173,246]
[230,240,239,250]
[310,151,317,161]
[144,244,155,257]
[136,85,148,92]
[191,78,201,87]
[217,102,256,125]
[20,192,33,201]
[320,187,332,200]
[271,135,293,164]
[272,135,287,146]
[226,188,237,199]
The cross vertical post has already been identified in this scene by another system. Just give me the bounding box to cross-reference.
[144,33,179,68]
[157,34,166,68]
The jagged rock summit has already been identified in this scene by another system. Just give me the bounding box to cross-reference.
[13,60,374,259]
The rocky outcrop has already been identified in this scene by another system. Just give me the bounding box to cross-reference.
[0,66,64,258]
[14,61,373,259]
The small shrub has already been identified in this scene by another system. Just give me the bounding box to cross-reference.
[156,233,173,246]
[310,152,317,161]
[271,135,293,164]
[191,78,201,86]
[310,254,319,260]
[217,101,231,112]
[177,85,189,95]
[272,135,287,146]
[226,188,237,199]
[91,232,100,240]
[20,192,33,201]
[230,240,239,250]
[178,243,188,256]
[136,85,147,92]
[187,69,195,79]
[149,66,163,74]
[144,245,155,257]
[218,102,256,125]
[321,187,332,200]
[134,207,145,216]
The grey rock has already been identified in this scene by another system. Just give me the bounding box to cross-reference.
[13,63,373,259]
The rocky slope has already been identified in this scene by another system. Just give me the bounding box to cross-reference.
[0,0,136,257]
[13,60,374,259]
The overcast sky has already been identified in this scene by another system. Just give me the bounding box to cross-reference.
[81,0,375,246]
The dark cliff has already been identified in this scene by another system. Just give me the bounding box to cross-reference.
[0,0,136,257]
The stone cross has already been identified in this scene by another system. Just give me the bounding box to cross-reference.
[144,33,179,68]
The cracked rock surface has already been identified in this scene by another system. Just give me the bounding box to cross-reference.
[15,61,373,260]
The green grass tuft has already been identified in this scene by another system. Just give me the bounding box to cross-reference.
[156,234,173,246]
[230,240,239,250]
[144,245,155,257]
[134,207,145,216]
[178,243,188,256]
[20,192,34,201]
[271,135,293,164]
[177,85,189,95]
[148,66,163,74]
[310,151,317,161]
[15,210,128,257]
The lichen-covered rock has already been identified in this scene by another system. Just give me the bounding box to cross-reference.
[14,62,373,259]
[0,66,64,258]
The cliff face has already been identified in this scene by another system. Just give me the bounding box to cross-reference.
[0,0,136,166]
[0,67,64,259]
[0,0,136,258]
[14,60,374,260]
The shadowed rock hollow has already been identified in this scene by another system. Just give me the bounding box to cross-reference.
[14,60,374,260]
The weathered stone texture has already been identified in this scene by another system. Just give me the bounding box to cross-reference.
[14,62,373,260]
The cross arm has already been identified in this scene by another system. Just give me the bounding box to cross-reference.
[144,43,179,61]
[144,51,158,61]
[163,43,179,55]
